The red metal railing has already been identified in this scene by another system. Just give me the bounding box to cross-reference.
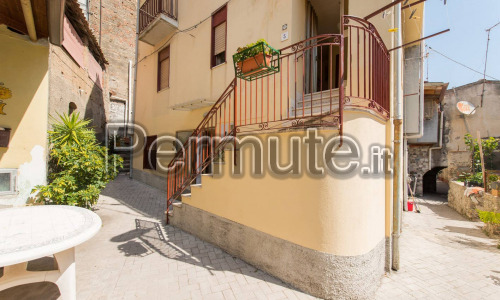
[233,34,344,133]
[139,0,178,33]
[166,79,237,221]
[343,15,390,117]
[165,18,390,222]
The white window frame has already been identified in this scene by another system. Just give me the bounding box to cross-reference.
[0,169,17,195]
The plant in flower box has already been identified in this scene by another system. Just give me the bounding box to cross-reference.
[233,39,280,81]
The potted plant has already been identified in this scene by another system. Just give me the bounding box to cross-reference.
[489,175,499,196]
[233,39,280,80]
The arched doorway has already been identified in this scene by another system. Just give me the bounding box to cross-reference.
[423,167,448,195]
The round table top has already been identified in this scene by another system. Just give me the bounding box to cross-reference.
[0,205,102,267]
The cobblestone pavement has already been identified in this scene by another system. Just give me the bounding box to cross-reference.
[76,176,500,299]
[76,175,317,300]
[375,194,500,300]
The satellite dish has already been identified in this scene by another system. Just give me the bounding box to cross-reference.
[457,101,476,115]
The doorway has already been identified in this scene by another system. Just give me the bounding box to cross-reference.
[423,167,449,195]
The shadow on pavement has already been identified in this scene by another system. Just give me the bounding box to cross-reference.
[103,176,294,290]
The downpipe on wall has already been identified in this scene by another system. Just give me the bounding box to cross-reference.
[403,9,426,211]
[129,0,140,178]
[392,2,404,272]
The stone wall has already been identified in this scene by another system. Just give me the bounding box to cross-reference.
[407,81,500,187]
[88,0,137,100]
[408,145,430,196]
[441,81,500,181]
[48,45,109,141]
[448,181,500,235]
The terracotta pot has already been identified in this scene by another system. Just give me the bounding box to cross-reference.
[238,53,271,75]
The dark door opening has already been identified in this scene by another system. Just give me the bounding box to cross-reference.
[423,167,449,195]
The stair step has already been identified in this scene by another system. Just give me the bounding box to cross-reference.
[191,184,202,188]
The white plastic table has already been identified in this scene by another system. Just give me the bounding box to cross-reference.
[0,205,102,299]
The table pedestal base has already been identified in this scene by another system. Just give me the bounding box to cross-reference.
[0,248,76,300]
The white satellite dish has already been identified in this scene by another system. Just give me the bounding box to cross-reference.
[457,101,476,115]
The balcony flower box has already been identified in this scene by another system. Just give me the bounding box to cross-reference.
[238,53,272,75]
[233,39,279,81]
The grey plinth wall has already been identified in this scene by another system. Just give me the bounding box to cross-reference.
[171,203,385,300]
[132,168,167,192]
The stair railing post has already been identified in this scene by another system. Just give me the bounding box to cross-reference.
[233,79,238,165]
[339,19,345,145]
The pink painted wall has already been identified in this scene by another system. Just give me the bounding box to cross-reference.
[88,53,103,88]
[62,16,85,67]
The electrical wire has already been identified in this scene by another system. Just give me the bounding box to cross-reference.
[427,46,499,80]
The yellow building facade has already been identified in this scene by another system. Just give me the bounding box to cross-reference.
[133,0,424,298]
[0,26,50,206]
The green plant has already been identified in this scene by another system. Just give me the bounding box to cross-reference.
[457,172,470,182]
[236,39,270,57]
[49,113,96,146]
[33,113,123,208]
[464,134,499,172]
[477,210,500,224]
[233,39,280,81]
[468,172,483,183]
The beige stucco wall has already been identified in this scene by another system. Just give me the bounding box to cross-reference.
[182,111,387,256]
[134,0,310,173]
[134,0,404,249]
[0,26,49,206]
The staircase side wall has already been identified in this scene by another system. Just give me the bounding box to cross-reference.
[172,111,389,299]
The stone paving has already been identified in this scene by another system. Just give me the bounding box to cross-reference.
[75,176,500,300]
[76,175,316,300]
[375,194,500,300]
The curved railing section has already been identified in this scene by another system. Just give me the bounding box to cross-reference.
[165,17,391,222]
[234,34,344,134]
[343,15,390,119]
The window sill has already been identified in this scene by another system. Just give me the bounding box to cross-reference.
[211,62,227,70]
[157,87,170,93]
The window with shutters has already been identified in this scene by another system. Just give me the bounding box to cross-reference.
[211,6,227,68]
[157,46,170,91]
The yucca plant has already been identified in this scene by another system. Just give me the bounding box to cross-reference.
[49,113,95,146]
[33,113,123,208]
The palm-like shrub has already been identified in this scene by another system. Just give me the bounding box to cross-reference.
[33,113,123,208]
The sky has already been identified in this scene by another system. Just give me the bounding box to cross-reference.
[424,0,500,88]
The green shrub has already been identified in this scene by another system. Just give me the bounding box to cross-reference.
[477,210,500,225]
[464,134,499,172]
[33,113,123,208]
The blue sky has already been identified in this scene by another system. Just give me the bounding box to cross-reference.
[424,0,500,88]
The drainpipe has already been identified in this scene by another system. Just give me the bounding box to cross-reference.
[129,0,140,179]
[428,109,444,169]
[392,1,404,271]
[403,7,426,210]
[20,0,37,41]
[127,61,133,137]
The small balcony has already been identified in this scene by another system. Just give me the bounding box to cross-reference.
[139,0,178,45]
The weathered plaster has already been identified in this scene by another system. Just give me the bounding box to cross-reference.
[172,202,385,300]
[0,146,46,206]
